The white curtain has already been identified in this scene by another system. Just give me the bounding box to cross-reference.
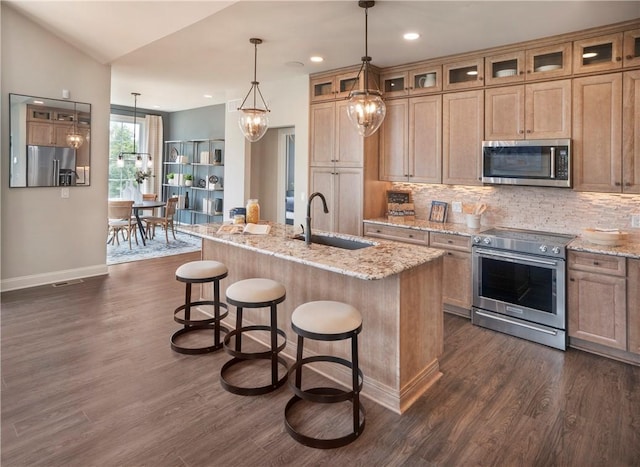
[145,115,163,196]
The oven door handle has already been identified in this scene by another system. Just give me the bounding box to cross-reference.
[474,248,559,267]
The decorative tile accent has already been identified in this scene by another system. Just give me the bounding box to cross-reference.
[392,183,640,242]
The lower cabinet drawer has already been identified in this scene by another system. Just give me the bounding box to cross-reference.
[568,250,626,276]
[429,232,471,252]
[363,223,429,246]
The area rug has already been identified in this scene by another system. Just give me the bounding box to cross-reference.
[107,230,201,265]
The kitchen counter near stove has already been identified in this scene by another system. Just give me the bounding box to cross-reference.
[568,237,640,259]
[364,217,484,237]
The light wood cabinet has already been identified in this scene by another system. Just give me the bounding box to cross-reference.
[484,51,525,86]
[524,42,572,80]
[568,251,627,351]
[485,80,571,140]
[572,73,623,192]
[310,167,363,236]
[443,57,484,91]
[622,70,640,194]
[442,90,483,185]
[27,121,54,145]
[623,28,640,67]
[381,65,443,98]
[363,222,429,246]
[310,100,363,168]
[430,232,472,314]
[628,259,640,355]
[573,33,623,74]
[310,69,362,102]
[380,95,442,183]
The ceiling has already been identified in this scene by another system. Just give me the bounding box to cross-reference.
[6,1,640,112]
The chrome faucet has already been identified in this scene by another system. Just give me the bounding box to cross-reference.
[305,192,329,245]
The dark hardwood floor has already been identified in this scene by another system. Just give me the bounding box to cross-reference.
[2,252,639,466]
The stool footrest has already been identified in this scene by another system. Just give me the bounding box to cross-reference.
[287,355,363,403]
[284,390,366,449]
[174,301,228,326]
[223,325,287,359]
[220,355,288,396]
[171,324,230,355]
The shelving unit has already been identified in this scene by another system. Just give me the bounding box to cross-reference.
[163,139,224,225]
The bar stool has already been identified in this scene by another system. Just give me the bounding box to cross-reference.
[171,260,229,354]
[220,278,288,396]
[284,300,365,449]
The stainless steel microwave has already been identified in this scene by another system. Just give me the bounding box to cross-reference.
[482,139,571,188]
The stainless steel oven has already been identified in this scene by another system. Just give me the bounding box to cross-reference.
[471,227,574,350]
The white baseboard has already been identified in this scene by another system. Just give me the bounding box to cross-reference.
[1,265,109,292]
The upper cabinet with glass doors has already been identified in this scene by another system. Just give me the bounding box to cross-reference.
[624,28,640,67]
[573,33,623,74]
[443,58,484,91]
[310,67,377,103]
[381,65,442,98]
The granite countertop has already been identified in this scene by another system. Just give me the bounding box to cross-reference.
[364,217,483,237]
[365,217,640,259]
[179,223,444,280]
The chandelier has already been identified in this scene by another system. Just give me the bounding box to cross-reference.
[66,101,84,149]
[118,92,151,168]
[238,38,270,142]
[346,0,386,137]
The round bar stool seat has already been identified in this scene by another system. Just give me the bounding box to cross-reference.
[220,278,288,396]
[171,260,229,354]
[284,300,365,449]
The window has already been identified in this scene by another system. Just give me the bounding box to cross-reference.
[108,114,150,198]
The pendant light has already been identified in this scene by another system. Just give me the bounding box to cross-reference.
[118,92,151,167]
[346,0,386,137]
[237,38,270,142]
[66,102,84,149]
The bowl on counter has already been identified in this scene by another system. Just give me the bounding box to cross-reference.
[582,228,629,246]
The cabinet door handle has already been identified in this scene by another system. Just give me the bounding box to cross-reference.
[570,277,575,282]
[593,261,600,266]
[627,55,634,60]
[376,229,381,233]
[447,252,453,256]
[526,129,532,133]
[615,182,621,186]
[447,240,453,244]
[408,234,414,238]
[625,182,632,187]
[519,130,524,134]
[615,56,622,62]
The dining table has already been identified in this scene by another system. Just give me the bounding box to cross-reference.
[132,200,165,246]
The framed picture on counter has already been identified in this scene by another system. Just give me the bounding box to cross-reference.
[429,201,448,223]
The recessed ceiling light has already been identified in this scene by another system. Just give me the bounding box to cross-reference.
[582,52,598,58]
[310,56,324,63]
[153,105,161,109]
[33,100,44,105]
[203,94,213,99]
[404,32,420,41]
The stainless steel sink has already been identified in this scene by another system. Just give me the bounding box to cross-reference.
[293,234,373,250]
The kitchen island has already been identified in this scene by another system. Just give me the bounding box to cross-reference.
[180,223,444,414]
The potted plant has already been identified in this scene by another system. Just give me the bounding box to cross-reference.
[166,172,175,185]
[184,174,193,187]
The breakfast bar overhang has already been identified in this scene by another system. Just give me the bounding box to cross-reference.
[180,223,445,414]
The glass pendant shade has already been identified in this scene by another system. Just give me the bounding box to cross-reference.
[346,90,386,137]
[135,155,143,168]
[117,154,124,167]
[238,108,269,142]
[66,131,84,149]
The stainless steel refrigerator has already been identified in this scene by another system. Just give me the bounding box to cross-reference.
[27,145,77,187]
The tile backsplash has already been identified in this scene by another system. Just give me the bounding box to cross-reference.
[392,183,640,241]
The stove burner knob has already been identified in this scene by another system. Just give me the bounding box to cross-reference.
[483,237,492,245]
[472,236,481,244]
[552,246,561,255]
[539,245,548,253]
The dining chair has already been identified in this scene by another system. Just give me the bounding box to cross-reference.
[108,200,137,249]
[144,197,178,244]
[137,193,159,220]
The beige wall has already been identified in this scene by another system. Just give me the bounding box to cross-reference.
[224,73,309,227]
[1,4,111,291]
